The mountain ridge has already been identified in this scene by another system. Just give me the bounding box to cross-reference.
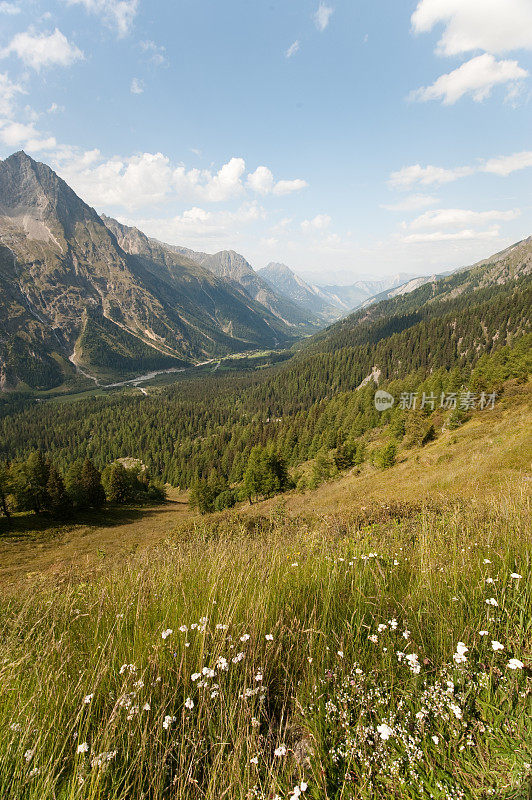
[0,152,302,390]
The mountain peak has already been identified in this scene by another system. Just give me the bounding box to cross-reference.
[0,149,99,234]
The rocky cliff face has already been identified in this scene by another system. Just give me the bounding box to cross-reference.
[0,152,300,390]
[169,245,321,330]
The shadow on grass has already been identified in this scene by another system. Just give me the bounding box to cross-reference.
[0,500,187,543]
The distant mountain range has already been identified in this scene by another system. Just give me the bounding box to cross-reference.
[258,262,418,321]
[0,151,323,391]
[3,150,526,395]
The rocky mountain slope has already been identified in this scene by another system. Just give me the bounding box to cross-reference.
[169,247,320,331]
[0,152,302,390]
[258,261,420,318]
[258,263,339,321]
[307,236,532,355]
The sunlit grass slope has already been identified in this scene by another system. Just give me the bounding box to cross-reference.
[1,489,531,799]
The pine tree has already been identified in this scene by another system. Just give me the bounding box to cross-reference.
[65,460,85,509]
[15,452,50,514]
[81,459,106,508]
[0,461,12,520]
[105,463,130,504]
[375,442,397,470]
[46,465,72,517]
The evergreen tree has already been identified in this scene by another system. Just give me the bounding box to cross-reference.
[12,452,50,514]
[46,465,72,518]
[0,461,12,519]
[81,459,106,508]
[65,460,85,508]
[375,442,397,470]
[105,463,130,504]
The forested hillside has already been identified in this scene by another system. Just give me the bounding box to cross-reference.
[1,257,529,492]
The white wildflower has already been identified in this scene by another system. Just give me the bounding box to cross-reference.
[274,745,287,757]
[479,630,489,636]
[486,598,498,607]
[240,634,250,642]
[161,629,173,640]
[377,723,394,740]
[77,743,89,754]
[24,749,35,762]
[491,641,504,651]
[163,715,176,729]
[449,703,462,720]
[453,642,468,664]
[83,694,93,704]
[507,658,524,670]
[216,657,229,671]
[265,634,274,641]
[185,697,194,710]
[510,573,522,579]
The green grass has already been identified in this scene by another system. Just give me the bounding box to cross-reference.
[0,495,530,799]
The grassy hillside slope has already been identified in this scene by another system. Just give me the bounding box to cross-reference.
[0,390,530,799]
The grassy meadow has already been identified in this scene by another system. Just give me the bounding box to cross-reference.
[0,387,531,799]
[1,493,531,799]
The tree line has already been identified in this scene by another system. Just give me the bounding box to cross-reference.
[0,280,529,501]
[0,453,166,522]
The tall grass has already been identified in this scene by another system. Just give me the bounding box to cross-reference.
[0,495,530,799]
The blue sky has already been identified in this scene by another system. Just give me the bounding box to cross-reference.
[1,0,532,282]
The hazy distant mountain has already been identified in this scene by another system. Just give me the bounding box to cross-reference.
[317,274,418,312]
[0,151,301,390]
[169,247,321,331]
[258,263,339,321]
[309,237,532,354]
[258,261,419,318]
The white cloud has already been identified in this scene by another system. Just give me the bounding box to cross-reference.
[1,29,83,71]
[286,40,300,59]
[0,72,24,117]
[273,178,308,195]
[411,0,532,57]
[0,120,57,151]
[390,148,532,193]
[0,2,20,14]
[65,0,138,37]
[140,40,167,66]
[482,150,532,176]
[301,214,331,231]
[247,166,307,196]
[127,203,265,246]
[408,207,520,230]
[410,54,527,105]
[382,194,438,211]
[182,157,246,203]
[389,163,474,189]
[247,165,274,195]
[130,77,144,95]
[313,3,334,32]
[59,152,174,210]
[403,228,501,244]
[53,150,307,211]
